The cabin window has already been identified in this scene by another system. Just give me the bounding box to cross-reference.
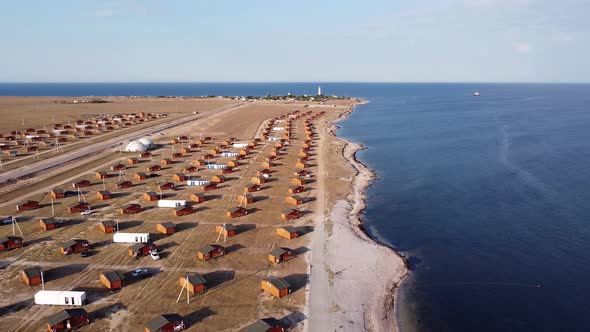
[65,297,69,304]
[71,297,75,305]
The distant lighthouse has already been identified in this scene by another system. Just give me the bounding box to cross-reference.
[317,85,322,96]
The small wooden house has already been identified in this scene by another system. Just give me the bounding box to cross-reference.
[173,206,194,216]
[68,202,90,213]
[276,226,298,239]
[159,182,175,191]
[291,177,306,186]
[144,314,186,332]
[100,271,125,290]
[288,185,305,194]
[0,236,23,251]
[227,160,239,167]
[50,188,65,199]
[100,220,116,233]
[180,273,208,294]
[111,163,126,171]
[257,169,271,176]
[173,173,186,182]
[60,239,90,255]
[139,152,151,158]
[16,200,39,211]
[181,148,191,154]
[190,193,206,203]
[244,184,261,193]
[194,159,207,166]
[160,158,172,165]
[115,181,133,189]
[46,308,90,332]
[202,153,214,160]
[252,177,266,185]
[197,244,226,261]
[157,222,175,234]
[268,247,296,264]
[21,266,43,286]
[296,161,308,169]
[144,192,158,201]
[171,152,183,159]
[216,223,236,238]
[199,183,217,191]
[237,194,254,205]
[286,195,305,205]
[184,166,198,173]
[219,167,233,174]
[261,161,273,168]
[261,277,291,298]
[96,171,109,179]
[97,190,111,200]
[120,203,142,215]
[127,157,138,165]
[294,169,310,177]
[226,207,248,218]
[129,242,157,257]
[40,218,59,230]
[211,175,225,183]
[246,318,285,332]
[72,179,91,188]
[135,172,148,180]
[281,208,303,220]
[147,164,162,172]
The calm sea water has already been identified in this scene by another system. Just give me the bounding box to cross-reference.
[2,83,590,331]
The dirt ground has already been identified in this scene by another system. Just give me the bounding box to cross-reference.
[0,98,355,331]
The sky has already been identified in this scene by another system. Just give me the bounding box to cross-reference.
[1,0,589,82]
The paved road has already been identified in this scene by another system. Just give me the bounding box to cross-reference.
[0,103,245,184]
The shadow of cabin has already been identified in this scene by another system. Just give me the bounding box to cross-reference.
[283,274,309,293]
[184,307,216,326]
[45,264,88,282]
[236,224,256,233]
[203,270,236,288]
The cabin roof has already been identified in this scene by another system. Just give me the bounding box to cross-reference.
[227,207,244,213]
[145,314,184,331]
[22,266,42,279]
[219,223,236,231]
[282,208,297,214]
[101,220,115,227]
[270,247,290,257]
[198,244,223,254]
[247,318,282,332]
[47,309,89,327]
[264,277,291,290]
[102,271,125,283]
[61,239,87,249]
[0,236,21,243]
[186,273,207,286]
[279,226,297,233]
[159,222,175,229]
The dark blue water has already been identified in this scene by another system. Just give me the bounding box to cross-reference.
[2,83,589,331]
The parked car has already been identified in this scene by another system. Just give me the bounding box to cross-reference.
[80,210,93,216]
[1,216,14,225]
[150,251,161,260]
[132,269,151,279]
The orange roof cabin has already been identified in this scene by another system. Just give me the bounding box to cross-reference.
[200,183,218,191]
[268,247,296,264]
[46,308,90,332]
[252,176,266,185]
[100,271,125,290]
[111,163,126,171]
[115,181,133,189]
[100,220,116,233]
[288,185,305,194]
[261,277,291,298]
[281,208,303,220]
[159,182,175,190]
[144,314,186,332]
[173,173,186,182]
[128,157,138,165]
[197,244,226,261]
[50,188,65,199]
[16,200,39,211]
[157,222,176,234]
[173,206,194,216]
[60,239,90,255]
[246,318,285,332]
[291,177,306,186]
[211,175,225,183]
[276,226,299,239]
[160,158,172,165]
[129,242,157,257]
[97,190,111,200]
[135,172,148,180]
[180,273,208,294]
[96,171,109,179]
[147,164,162,172]
[144,192,159,201]
[68,202,90,213]
[40,218,60,230]
[21,266,43,286]
[190,193,206,203]
[72,179,91,188]
[120,203,142,215]
[226,207,248,218]
[0,236,23,251]
[227,160,239,167]
[286,195,305,205]
[244,184,261,193]
[216,223,237,238]
[237,194,254,205]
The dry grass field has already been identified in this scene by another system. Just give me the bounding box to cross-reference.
[0,97,355,331]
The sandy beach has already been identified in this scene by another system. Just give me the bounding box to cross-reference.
[307,104,408,331]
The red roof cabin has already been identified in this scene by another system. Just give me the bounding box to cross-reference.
[173,206,194,216]
[257,169,271,176]
[120,203,142,214]
[111,163,126,171]
[173,173,186,182]
[291,177,306,186]
[0,236,23,251]
[199,183,217,191]
[246,318,285,332]
[50,188,65,199]
[252,176,266,185]
[115,181,133,189]
[100,220,116,233]
[160,158,172,165]
[40,218,60,230]
[288,185,305,194]
[96,171,109,179]
[194,159,207,166]
[211,175,225,183]
[68,202,90,213]
[244,184,261,193]
[171,152,183,159]
[144,192,159,201]
[238,194,254,205]
[129,243,157,257]
[261,277,291,298]
[127,157,138,165]
[135,172,148,180]
[148,164,162,172]
[46,308,90,332]
[16,200,39,211]
[184,166,198,173]
[219,167,233,174]
[159,182,175,191]
[72,179,91,188]
[60,239,90,255]
[197,244,226,261]
[190,193,206,203]
[100,271,125,290]
[286,195,305,205]
[139,152,152,158]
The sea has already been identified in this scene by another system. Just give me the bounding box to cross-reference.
[2,82,590,331]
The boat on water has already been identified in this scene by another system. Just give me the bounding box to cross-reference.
[473,91,480,96]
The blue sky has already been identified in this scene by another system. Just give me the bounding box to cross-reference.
[1,0,588,82]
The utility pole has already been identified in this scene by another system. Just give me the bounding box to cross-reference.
[176,276,191,304]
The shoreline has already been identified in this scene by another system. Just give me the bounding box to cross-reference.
[310,102,408,331]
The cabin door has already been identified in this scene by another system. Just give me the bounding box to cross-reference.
[71,297,75,305]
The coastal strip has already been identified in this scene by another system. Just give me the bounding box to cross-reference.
[308,102,408,331]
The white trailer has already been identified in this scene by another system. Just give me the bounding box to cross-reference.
[221,152,239,157]
[34,291,87,306]
[268,137,281,141]
[113,232,150,243]
[272,127,285,131]
[232,143,248,148]
[206,164,227,170]
[157,200,186,208]
[187,180,210,186]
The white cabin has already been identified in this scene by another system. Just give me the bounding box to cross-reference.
[157,200,186,208]
[186,180,210,186]
[206,164,227,170]
[113,232,150,243]
[34,291,86,306]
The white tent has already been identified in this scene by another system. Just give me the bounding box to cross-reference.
[125,141,147,152]
[137,137,155,149]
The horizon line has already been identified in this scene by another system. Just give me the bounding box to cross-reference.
[1,81,590,85]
